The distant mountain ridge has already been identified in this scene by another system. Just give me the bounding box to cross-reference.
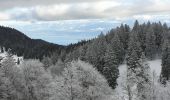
[0,26,64,59]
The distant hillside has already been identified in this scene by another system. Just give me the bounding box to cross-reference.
[0,26,64,59]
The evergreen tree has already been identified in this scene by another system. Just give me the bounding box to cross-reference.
[117,24,130,49]
[123,24,130,49]
[127,32,142,68]
[126,31,143,99]
[138,22,147,50]
[145,27,157,60]
[111,33,125,64]
[153,22,163,55]
[136,53,151,100]
[160,40,170,84]
[132,20,140,32]
[86,33,107,73]
[102,32,124,89]
[127,51,151,100]
[104,44,119,89]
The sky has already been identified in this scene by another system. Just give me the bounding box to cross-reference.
[0,0,170,45]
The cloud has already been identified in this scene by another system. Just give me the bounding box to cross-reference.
[0,0,170,21]
[0,0,112,9]
[0,12,10,20]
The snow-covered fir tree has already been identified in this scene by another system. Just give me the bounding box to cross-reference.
[86,33,107,73]
[104,43,119,89]
[110,32,125,64]
[136,53,151,100]
[126,29,152,100]
[160,40,170,85]
[145,27,157,60]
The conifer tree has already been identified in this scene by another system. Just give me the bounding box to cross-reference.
[126,31,143,99]
[153,22,163,55]
[136,53,151,100]
[110,33,125,64]
[86,33,107,73]
[145,27,157,60]
[127,32,142,68]
[123,24,130,49]
[104,44,119,89]
[133,20,140,32]
[160,40,170,85]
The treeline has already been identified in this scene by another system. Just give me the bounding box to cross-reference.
[45,20,170,89]
[0,26,64,59]
[0,53,114,100]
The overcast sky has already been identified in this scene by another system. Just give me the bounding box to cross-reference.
[0,0,170,45]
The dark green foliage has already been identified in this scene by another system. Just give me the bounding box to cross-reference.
[153,22,163,53]
[105,24,130,49]
[110,33,125,64]
[0,26,64,60]
[145,27,157,60]
[119,24,130,49]
[86,33,107,73]
[104,44,119,89]
[133,20,140,32]
[127,49,140,71]
[127,32,142,68]
[160,40,170,84]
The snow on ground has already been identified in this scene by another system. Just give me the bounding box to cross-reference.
[148,59,162,76]
[118,59,162,79]
[0,51,23,65]
[114,59,162,100]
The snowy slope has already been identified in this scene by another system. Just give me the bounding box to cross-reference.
[0,51,23,65]
[148,59,162,76]
[118,59,162,80]
[114,59,162,100]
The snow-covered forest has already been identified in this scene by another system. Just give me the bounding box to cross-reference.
[1,20,170,100]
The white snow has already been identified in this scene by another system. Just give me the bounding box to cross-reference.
[115,59,162,100]
[0,51,23,65]
[118,59,162,79]
[148,59,162,76]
